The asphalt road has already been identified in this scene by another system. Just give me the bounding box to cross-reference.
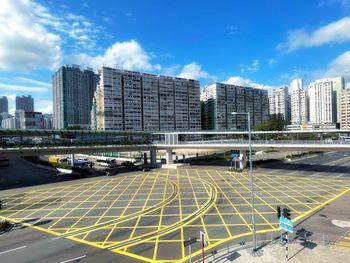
[0,152,349,263]
[257,151,350,178]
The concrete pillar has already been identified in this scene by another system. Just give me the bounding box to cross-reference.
[238,152,247,169]
[166,149,174,164]
[70,154,74,166]
[150,149,157,167]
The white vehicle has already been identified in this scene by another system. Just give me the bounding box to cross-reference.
[96,157,117,167]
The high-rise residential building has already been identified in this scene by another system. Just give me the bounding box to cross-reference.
[340,89,350,129]
[0,96,8,113]
[290,79,308,125]
[308,77,344,125]
[268,86,291,121]
[92,66,201,131]
[53,65,98,129]
[16,95,34,112]
[200,83,269,130]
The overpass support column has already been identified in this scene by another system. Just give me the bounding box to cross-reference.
[166,149,174,164]
[238,152,247,169]
[150,149,157,167]
[70,154,74,166]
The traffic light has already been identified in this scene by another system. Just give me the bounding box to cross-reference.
[277,206,281,219]
[283,208,291,219]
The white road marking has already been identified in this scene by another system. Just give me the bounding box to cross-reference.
[59,255,86,263]
[0,245,27,255]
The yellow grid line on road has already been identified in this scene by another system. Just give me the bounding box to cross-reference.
[220,171,275,229]
[196,170,231,238]
[65,176,128,234]
[204,170,252,233]
[48,179,113,231]
[101,173,153,246]
[188,170,211,246]
[152,170,170,260]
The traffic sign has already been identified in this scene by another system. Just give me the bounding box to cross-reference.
[183,237,197,247]
[279,217,294,233]
[231,153,238,159]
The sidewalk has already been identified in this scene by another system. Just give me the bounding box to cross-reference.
[205,242,350,263]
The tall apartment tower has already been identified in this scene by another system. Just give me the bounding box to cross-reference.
[200,83,269,130]
[290,79,308,125]
[16,95,34,112]
[0,96,8,113]
[53,65,98,129]
[308,77,344,125]
[340,89,350,129]
[268,86,291,121]
[93,66,201,131]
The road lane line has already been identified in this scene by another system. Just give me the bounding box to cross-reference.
[0,245,27,255]
[59,255,86,263]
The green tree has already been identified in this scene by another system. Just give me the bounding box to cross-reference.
[255,114,289,131]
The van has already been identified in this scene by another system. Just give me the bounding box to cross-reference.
[96,157,117,167]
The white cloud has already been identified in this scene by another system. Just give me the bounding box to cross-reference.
[268,58,278,65]
[16,77,51,88]
[0,0,61,71]
[225,25,238,35]
[325,50,350,87]
[66,40,161,72]
[240,59,260,73]
[178,62,217,81]
[278,16,350,52]
[35,99,53,114]
[0,83,48,92]
[224,76,275,90]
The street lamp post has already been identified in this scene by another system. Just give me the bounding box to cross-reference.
[231,111,257,251]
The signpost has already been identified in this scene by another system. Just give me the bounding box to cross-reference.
[279,210,293,262]
[200,231,207,263]
[183,237,197,263]
[230,153,238,170]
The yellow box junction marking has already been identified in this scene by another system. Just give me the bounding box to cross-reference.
[1,169,350,263]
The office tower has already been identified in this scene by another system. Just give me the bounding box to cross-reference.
[0,96,8,113]
[1,117,19,129]
[200,83,269,130]
[16,110,43,129]
[43,113,53,129]
[340,89,350,129]
[52,65,98,129]
[290,79,308,125]
[308,77,344,125]
[268,86,291,121]
[16,95,34,111]
[93,66,201,131]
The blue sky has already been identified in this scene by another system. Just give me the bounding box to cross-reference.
[1,0,350,114]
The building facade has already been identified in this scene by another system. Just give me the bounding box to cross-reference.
[93,67,201,131]
[308,77,344,125]
[268,86,290,121]
[200,83,269,130]
[1,117,18,129]
[16,110,43,129]
[290,79,308,125]
[16,95,34,112]
[53,65,98,129]
[340,89,350,129]
[0,96,8,114]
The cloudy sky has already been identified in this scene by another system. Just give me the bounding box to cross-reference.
[1,0,350,114]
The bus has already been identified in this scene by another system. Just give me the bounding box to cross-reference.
[96,157,117,167]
